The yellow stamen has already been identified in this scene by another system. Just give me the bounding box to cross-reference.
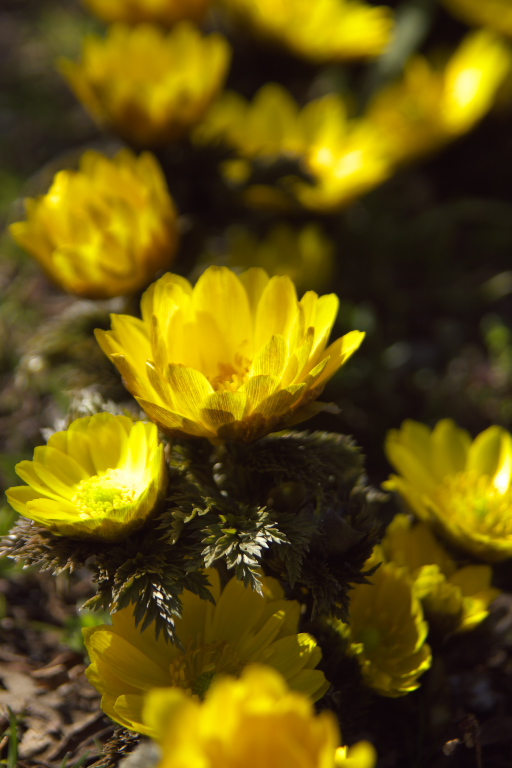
[72,469,139,519]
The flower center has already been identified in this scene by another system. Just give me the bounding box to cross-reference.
[168,640,244,699]
[434,471,512,537]
[72,468,139,519]
[209,353,251,393]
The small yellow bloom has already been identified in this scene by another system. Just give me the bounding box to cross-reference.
[382,514,500,632]
[9,149,178,300]
[195,84,317,160]
[210,222,334,294]
[96,266,364,442]
[195,84,393,212]
[84,570,329,735]
[6,413,167,541]
[335,548,432,697]
[293,121,393,213]
[367,30,511,164]
[221,0,394,62]
[384,419,512,562]
[59,22,231,146]
[442,0,512,38]
[85,0,212,25]
[143,665,376,768]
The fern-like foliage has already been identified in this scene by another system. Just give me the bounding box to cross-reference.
[1,429,386,640]
[201,505,287,592]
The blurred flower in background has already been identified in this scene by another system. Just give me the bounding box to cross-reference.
[6,413,167,540]
[59,22,231,146]
[84,569,329,734]
[381,514,500,633]
[293,121,392,212]
[442,0,512,37]
[221,0,394,62]
[385,419,512,562]
[96,266,364,442]
[195,84,393,211]
[143,665,377,768]
[9,149,179,299]
[195,83,320,161]
[334,548,432,697]
[84,0,212,25]
[204,222,334,295]
[367,30,512,165]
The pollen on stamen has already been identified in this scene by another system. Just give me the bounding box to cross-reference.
[72,469,140,518]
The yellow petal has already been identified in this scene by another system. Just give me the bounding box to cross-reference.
[85,629,169,690]
[165,364,214,420]
[5,486,50,516]
[249,334,289,378]
[136,398,213,438]
[24,497,82,525]
[192,266,252,359]
[244,375,281,411]
[199,391,248,431]
[252,634,319,678]
[141,272,192,325]
[255,275,298,349]
[14,461,65,501]
[311,330,365,387]
[107,694,146,732]
[431,419,471,480]
[142,687,192,742]
[253,384,306,419]
[34,445,88,487]
[287,668,330,700]
[206,577,267,644]
[467,425,507,477]
[239,267,270,318]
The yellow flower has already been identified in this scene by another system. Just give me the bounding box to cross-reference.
[194,84,393,212]
[293,121,393,213]
[367,30,511,164]
[85,0,212,25]
[195,84,319,160]
[221,0,394,63]
[143,665,376,768]
[210,222,334,294]
[84,569,329,735]
[335,548,432,697]
[6,413,167,541]
[95,266,364,442]
[384,419,512,562]
[59,22,231,146]
[382,514,500,632]
[9,149,178,300]
[441,0,512,37]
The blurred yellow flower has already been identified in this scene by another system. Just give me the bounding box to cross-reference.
[335,548,432,697]
[96,266,364,442]
[9,149,178,300]
[367,30,511,164]
[84,569,329,735]
[6,413,167,541]
[442,0,512,37]
[221,0,393,62]
[382,514,500,632]
[195,84,393,212]
[85,0,211,25]
[143,665,376,768]
[293,121,393,212]
[208,222,334,294]
[195,84,318,160]
[59,22,231,146]
[385,419,512,562]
